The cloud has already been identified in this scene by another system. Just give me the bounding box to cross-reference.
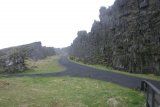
[0,0,115,49]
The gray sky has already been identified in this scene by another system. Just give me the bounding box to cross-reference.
[0,0,115,49]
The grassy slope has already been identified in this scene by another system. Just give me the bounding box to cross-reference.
[0,55,145,107]
[24,56,65,74]
[69,59,160,81]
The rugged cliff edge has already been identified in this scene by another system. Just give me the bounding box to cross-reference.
[70,0,160,74]
[0,42,55,73]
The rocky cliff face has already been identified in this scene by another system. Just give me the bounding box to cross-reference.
[0,42,56,73]
[22,42,55,60]
[70,0,160,74]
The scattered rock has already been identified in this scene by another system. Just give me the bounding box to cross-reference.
[107,98,119,107]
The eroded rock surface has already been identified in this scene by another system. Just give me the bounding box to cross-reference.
[0,42,56,73]
[70,0,160,74]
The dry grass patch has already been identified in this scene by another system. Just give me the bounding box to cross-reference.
[24,56,65,74]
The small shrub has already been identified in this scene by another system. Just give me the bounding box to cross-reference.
[69,56,75,60]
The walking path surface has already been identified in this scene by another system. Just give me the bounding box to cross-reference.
[7,56,160,89]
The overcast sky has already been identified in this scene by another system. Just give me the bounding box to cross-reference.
[0,0,115,49]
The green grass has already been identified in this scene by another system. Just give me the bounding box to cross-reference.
[0,55,145,107]
[0,76,145,107]
[69,58,160,81]
[23,56,66,74]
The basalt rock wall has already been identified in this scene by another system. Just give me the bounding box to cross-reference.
[0,42,56,73]
[70,0,160,74]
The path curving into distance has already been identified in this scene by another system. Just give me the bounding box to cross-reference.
[8,56,160,89]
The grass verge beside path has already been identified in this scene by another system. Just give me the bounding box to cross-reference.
[69,58,160,81]
[0,76,145,107]
[24,56,65,74]
[0,55,145,107]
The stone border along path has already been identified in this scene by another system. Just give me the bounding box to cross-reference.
[5,56,160,89]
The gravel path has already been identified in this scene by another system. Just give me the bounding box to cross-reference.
[8,56,160,89]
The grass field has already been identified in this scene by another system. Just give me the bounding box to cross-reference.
[0,77,145,107]
[24,56,65,74]
[69,58,160,81]
[0,55,145,107]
